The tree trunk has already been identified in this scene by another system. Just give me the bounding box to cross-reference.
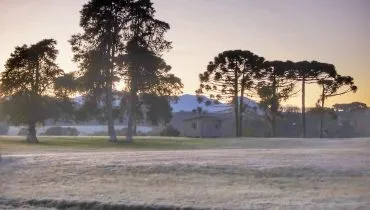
[271,110,276,137]
[127,110,134,142]
[234,80,239,137]
[301,75,306,138]
[27,122,38,143]
[319,86,325,138]
[106,30,117,142]
[133,119,137,136]
[234,99,239,137]
[126,79,137,143]
[107,83,117,142]
[271,77,277,137]
[239,83,245,137]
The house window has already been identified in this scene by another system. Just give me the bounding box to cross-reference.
[192,122,197,129]
[215,123,220,129]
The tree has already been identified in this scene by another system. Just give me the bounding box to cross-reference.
[142,94,173,126]
[280,61,337,137]
[332,102,367,137]
[333,102,367,112]
[0,39,63,143]
[70,0,127,142]
[257,61,296,137]
[119,92,178,129]
[53,73,80,123]
[307,106,337,137]
[281,105,301,114]
[197,50,265,137]
[117,2,179,142]
[121,41,182,141]
[72,0,175,142]
[54,72,79,99]
[317,75,357,137]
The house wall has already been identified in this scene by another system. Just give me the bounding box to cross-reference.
[200,119,222,138]
[183,118,222,138]
[175,112,266,138]
[219,118,236,137]
[183,120,201,137]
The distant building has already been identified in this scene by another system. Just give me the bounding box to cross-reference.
[182,115,222,138]
[170,111,266,138]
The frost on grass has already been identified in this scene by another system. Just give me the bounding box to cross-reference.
[1,138,370,209]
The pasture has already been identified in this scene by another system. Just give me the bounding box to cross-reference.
[1,137,370,209]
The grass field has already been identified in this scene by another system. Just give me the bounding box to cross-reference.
[1,136,370,209]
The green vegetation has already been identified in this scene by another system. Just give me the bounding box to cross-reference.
[159,125,180,137]
[40,126,79,136]
[0,124,9,135]
[0,136,358,153]
[0,39,64,143]
[0,136,228,151]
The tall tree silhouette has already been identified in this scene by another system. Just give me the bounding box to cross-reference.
[281,61,337,137]
[71,0,174,142]
[121,38,182,142]
[124,93,175,126]
[0,39,63,143]
[317,75,357,137]
[197,50,265,137]
[54,73,80,122]
[70,0,124,142]
[257,61,296,137]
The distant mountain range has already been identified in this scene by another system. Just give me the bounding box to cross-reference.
[74,94,263,115]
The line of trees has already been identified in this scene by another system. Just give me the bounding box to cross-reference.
[0,0,183,143]
[197,50,357,138]
[0,1,360,142]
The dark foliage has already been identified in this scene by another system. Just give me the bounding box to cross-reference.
[0,124,9,135]
[197,50,265,137]
[160,125,180,137]
[71,0,181,142]
[257,61,296,136]
[40,127,79,136]
[0,39,63,143]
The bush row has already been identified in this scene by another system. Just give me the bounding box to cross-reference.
[15,125,180,137]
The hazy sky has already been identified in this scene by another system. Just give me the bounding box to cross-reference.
[1,0,369,107]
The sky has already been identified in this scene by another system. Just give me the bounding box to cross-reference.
[0,0,369,107]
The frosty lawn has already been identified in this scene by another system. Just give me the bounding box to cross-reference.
[1,137,370,209]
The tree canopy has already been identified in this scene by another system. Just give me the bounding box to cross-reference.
[0,39,63,143]
[71,0,181,142]
[257,61,297,136]
[197,50,265,136]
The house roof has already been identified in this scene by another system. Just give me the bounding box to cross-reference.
[182,114,222,122]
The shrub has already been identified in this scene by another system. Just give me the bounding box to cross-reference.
[92,128,128,136]
[41,126,79,136]
[91,127,146,136]
[146,127,163,136]
[160,125,180,137]
[116,128,129,136]
[0,124,9,135]
[17,127,28,136]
